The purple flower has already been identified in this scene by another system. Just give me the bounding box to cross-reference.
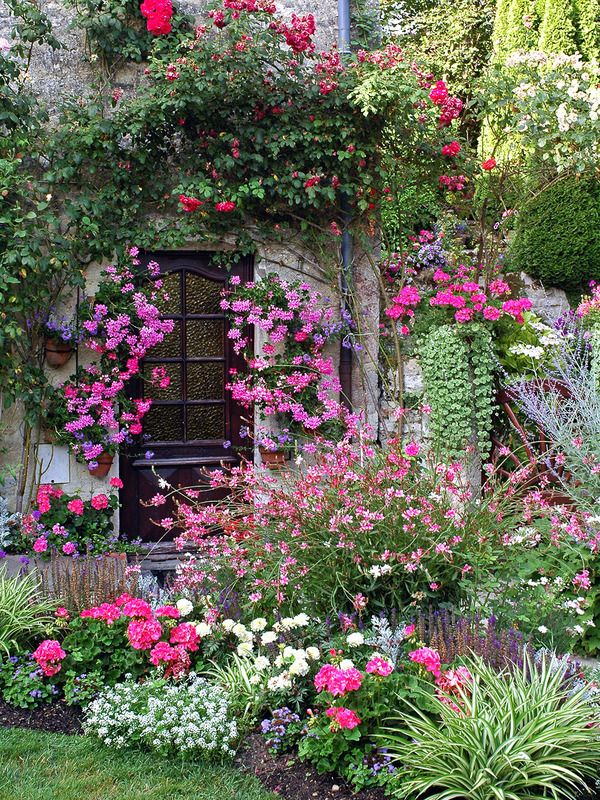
[223,440,231,449]
[19,556,30,565]
[0,550,6,559]
[144,450,155,460]
[32,510,42,521]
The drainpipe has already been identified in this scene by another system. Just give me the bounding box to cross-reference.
[338,0,353,411]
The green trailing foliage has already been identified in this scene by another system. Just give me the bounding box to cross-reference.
[419,324,495,459]
[509,177,600,291]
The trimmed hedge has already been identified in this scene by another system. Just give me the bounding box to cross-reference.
[510,177,600,291]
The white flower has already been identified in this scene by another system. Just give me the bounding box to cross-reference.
[306,646,320,661]
[250,617,268,632]
[222,619,236,632]
[574,625,585,635]
[346,632,364,647]
[293,613,310,627]
[195,622,212,637]
[283,645,295,659]
[232,622,248,639]
[340,659,354,670]
[254,656,270,671]
[176,599,194,617]
[261,631,277,645]
[289,659,309,676]
[267,674,292,692]
[249,674,263,686]
[537,625,548,634]
[237,641,253,656]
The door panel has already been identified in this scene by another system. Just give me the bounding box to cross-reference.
[119,252,252,542]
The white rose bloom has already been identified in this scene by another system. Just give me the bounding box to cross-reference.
[250,617,268,632]
[195,622,212,637]
[261,631,277,645]
[222,619,236,632]
[176,599,194,617]
[306,646,320,661]
[347,632,365,647]
[340,659,354,670]
[237,641,253,656]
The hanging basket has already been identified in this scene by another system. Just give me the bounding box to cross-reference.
[44,338,73,368]
[259,447,286,470]
[88,452,114,478]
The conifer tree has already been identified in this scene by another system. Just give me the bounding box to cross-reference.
[573,0,600,60]
[538,0,577,52]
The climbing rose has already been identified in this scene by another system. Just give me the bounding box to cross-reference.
[481,158,497,171]
[215,201,236,212]
[179,194,204,212]
[441,141,461,157]
[140,0,173,35]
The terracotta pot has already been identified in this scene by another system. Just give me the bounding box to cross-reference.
[44,338,73,368]
[259,447,286,470]
[88,452,114,478]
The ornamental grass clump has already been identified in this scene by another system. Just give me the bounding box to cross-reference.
[84,674,238,757]
[384,654,600,800]
[0,568,56,656]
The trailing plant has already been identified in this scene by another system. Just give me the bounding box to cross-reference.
[384,654,600,800]
[0,568,56,656]
[419,323,495,458]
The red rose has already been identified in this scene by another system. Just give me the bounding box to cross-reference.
[441,141,461,157]
[215,201,236,212]
[179,194,204,212]
[481,158,497,171]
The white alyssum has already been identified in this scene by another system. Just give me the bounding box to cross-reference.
[84,674,237,757]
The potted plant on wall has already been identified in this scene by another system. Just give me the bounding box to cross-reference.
[42,315,79,368]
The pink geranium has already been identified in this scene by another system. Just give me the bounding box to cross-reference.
[67,498,85,515]
[122,598,154,619]
[314,664,363,696]
[32,639,66,677]
[170,622,200,651]
[365,657,394,677]
[127,618,163,650]
[408,647,442,677]
[81,602,122,624]
[91,494,109,510]
[326,706,361,730]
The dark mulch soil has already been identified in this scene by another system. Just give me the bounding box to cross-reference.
[237,733,387,800]
[0,699,83,735]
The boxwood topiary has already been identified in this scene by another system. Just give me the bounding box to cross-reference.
[509,177,600,291]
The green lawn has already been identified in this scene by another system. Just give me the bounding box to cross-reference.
[0,728,277,800]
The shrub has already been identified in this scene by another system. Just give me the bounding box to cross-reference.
[0,654,59,708]
[509,178,600,291]
[385,654,600,800]
[0,568,55,656]
[84,674,238,757]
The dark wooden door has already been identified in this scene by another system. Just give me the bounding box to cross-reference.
[119,251,252,542]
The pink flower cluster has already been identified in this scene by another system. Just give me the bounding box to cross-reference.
[365,656,394,677]
[61,251,174,468]
[76,594,205,676]
[314,663,363,696]
[325,706,361,730]
[140,0,173,35]
[577,283,600,319]
[428,80,463,126]
[32,639,66,677]
[409,647,472,712]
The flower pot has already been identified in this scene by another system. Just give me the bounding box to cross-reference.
[44,338,73,368]
[88,452,114,478]
[259,447,286,470]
